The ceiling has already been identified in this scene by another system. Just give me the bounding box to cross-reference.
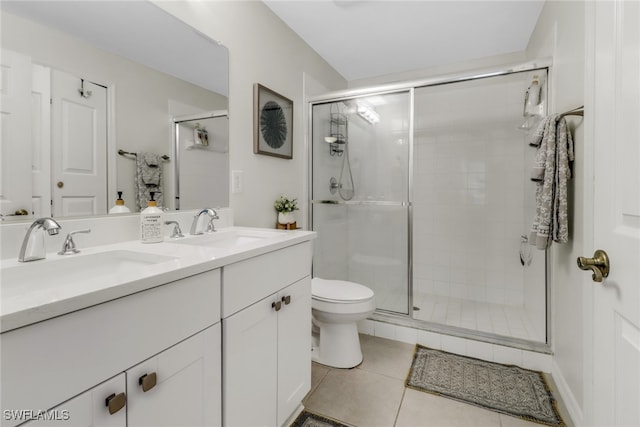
[263,0,546,82]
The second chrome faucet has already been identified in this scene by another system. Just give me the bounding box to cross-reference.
[190,208,219,235]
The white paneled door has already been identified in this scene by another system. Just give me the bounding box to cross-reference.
[589,1,640,425]
[0,49,32,218]
[51,69,107,217]
[31,64,51,218]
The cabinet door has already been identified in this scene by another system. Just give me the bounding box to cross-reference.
[20,374,126,427]
[126,325,221,427]
[277,277,311,426]
[223,296,278,427]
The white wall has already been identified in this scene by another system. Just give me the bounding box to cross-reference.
[154,1,347,229]
[526,1,586,423]
[348,52,527,89]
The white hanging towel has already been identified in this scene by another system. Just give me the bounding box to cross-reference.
[529,114,574,249]
[135,152,164,211]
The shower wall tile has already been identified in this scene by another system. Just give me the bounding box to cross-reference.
[493,345,523,366]
[417,330,442,350]
[441,335,467,356]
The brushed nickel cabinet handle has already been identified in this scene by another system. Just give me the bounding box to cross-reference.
[282,295,291,305]
[272,301,282,311]
[139,372,157,392]
[105,392,126,415]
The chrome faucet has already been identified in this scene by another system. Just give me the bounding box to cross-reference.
[190,208,219,235]
[18,217,62,262]
[58,229,91,255]
[165,221,184,238]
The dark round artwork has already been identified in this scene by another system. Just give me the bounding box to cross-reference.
[260,101,287,149]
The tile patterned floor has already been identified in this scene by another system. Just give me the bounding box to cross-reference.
[303,334,572,427]
[412,292,545,342]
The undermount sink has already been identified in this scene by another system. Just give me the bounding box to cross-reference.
[1,250,177,298]
[169,228,282,249]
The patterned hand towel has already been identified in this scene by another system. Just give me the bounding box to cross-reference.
[529,114,574,249]
[135,152,164,211]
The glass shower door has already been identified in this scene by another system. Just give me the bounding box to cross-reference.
[311,91,411,315]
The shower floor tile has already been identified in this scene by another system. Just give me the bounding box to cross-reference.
[412,292,545,342]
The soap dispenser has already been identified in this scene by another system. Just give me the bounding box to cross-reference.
[109,191,131,214]
[140,192,164,243]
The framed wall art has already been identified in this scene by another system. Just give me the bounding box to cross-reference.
[253,83,293,159]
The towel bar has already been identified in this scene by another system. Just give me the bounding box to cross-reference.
[118,149,170,161]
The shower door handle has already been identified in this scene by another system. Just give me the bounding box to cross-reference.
[577,249,610,282]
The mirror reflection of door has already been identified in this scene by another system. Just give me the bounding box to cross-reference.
[31,64,51,218]
[51,70,107,217]
[0,49,32,218]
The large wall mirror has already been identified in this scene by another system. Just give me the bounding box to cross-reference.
[0,1,229,220]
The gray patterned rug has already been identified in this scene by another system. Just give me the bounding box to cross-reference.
[290,411,349,427]
[406,345,565,426]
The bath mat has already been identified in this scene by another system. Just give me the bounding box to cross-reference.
[406,345,565,426]
[290,410,350,427]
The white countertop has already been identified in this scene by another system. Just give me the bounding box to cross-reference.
[0,227,316,333]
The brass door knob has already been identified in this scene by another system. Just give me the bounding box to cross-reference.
[139,372,157,392]
[105,392,126,415]
[577,249,610,282]
[282,295,291,305]
[272,301,282,311]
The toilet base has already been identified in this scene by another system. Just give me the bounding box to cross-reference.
[311,320,363,369]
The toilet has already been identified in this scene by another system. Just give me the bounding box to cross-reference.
[311,277,376,368]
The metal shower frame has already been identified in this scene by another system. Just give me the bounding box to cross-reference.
[307,58,554,353]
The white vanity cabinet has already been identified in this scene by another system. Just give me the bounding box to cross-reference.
[1,270,221,427]
[222,242,312,427]
[22,374,127,427]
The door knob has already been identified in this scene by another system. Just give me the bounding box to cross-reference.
[282,295,291,305]
[272,301,282,311]
[577,249,610,282]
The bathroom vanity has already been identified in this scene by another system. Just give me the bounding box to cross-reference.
[0,219,315,427]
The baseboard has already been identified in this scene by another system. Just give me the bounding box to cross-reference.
[282,404,305,427]
[551,360,583,426]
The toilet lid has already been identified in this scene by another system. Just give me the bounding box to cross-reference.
[312,278,374,303]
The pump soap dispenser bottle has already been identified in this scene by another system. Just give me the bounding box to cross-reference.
[109,191,131,214]
[140,192,163,243]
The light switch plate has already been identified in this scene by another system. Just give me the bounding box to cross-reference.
[231,170,243,194]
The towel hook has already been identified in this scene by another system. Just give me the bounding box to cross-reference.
[78,79,92,99]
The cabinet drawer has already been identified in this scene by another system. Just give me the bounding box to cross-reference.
[1,269,220,426]
[222,242,312,318]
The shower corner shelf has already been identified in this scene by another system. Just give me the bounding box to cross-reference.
[329,112,348,156]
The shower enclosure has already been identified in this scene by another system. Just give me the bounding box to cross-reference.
[310,64,549,349]
[172,111,229,210]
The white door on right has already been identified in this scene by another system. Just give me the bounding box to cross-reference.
[590,1,640,425]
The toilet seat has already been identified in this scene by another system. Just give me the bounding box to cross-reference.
[312,278,374,304]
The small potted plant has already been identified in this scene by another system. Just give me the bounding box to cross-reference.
[274,195,298,227]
